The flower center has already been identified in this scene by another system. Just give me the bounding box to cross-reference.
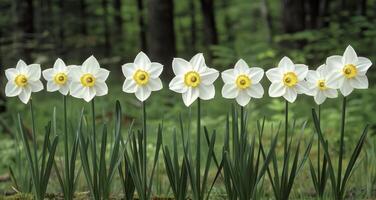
[133,70,150,86]
[235,75,251,89]
[15,74,28,87]
[184,71,201,88]
[342,64,357,78]
[317,80,327,90]
[283,72,298,87]
[54,73,68,85]
[80,73,96,87]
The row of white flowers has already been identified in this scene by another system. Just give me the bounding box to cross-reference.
[4,45,372,106]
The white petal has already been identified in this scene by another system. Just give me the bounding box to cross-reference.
[16,60,28,74]
[5,82,21,97]
[221,69,235,83]
[296,81,308,94]
[221,84,238,99]
[326,72,344,89]
[18,87,31,104]
[190,53,205,72]
[148,78,163,91]
[247,83,264,98]
[134,51,151,69]
[248,67,264,83]
[42,68,55,81]
[306,70,319,84]
[172,58,191,75]
[135,86,151,102]
[47,81,59,92]
[122,63,136,78]
[29,81,44,92]
[95,68,110,82]
[350,75,368,89]
[59,85,70,95]
[70,83,85,99]
[169,76,187,93]
[198,84,215,100]
[83,87,96,102]
[122,79,137,93]
[314,91,326,105]
[316,64,327,73]
[326,56,344,71]
[27,64,41,81]
[68,66,83,81]
[295,64,308,80]
[339,81,353,96]
[283,88,297,103]
[234,59,250,74]
[148,62,163,78]
[268,82,286,97]
[200,68,219,85]
[266,68,283,82]
[278,56,294,72]
[82,56,100,74]
[306,88,317,96]
[5,68,18,81]
[356,57,372,75]
[54,58,66,71]
[94,82,108,96]
[323,89,338,98]
[236,91,251,107]
[182,88,199,107]
[343,45,358,64]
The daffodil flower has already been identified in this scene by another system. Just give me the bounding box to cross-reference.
[122,52,163,102]
[221,59,264,106]
[5,60,44,104]
[326,45,372,96]
[306,64,338,105]
[169,53,219,106]
[69,56,109,102]
[266,56,308,103]
[42,58,73,95]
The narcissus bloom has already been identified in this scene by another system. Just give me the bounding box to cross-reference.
[306,64,338,105]
[326,45,372,96]
[266,56,308,103]
[169,53,219,106]
[42,58,72,95]
[122,52,163,101]
[221,59,264,106]
[69,56,109,102]
[5,60,44,104]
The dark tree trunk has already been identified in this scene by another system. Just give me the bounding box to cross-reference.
[281,0,306,33]
[199,0,218,46]
[102,0,111,56]
[58,0,65,55]
[308,0,320,29]
[0,31,6,113]
[360,0,367,16]
[147,0,176,80]
[21,0,34,61]
[80,0,88,36]
[260,0,274,43]
[222,0,234,45]
[113,0,123,35]
[189,0,197,53]
[137,0,147,52]
[320,0,330,27]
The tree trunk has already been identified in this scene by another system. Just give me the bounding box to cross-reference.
[281,0,306,33]
[22,0,34,62]
[360,0,367,16]
[147,0,176,80]
[189,0,196,53]
[113,0,123,36]
[308,0,320,29]
[0,31,6,114]
[102,0,111,56]
[58,0,65,55]
[137,0,147,52]
[260,0,274,43]
[320,0,330,27]
[80,0,88,36]
[199,0,218,46]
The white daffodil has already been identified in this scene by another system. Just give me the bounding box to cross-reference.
[69,56,109,102]
[122,52,163,102]
[169,53,219,106]
[306,64,338,105]
[266,56,308,103]
[5,60,44,104]
[42,58,73,95]
[326,45,372,96]
[221,59,264,106]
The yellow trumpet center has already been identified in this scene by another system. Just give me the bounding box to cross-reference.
[235,75,251,89]
[342,64,357,78]
[133,70,150,85]
[184,71,201,88]
[15,74,28,87]
[317,80,327,90]
[80,73,96,87]
[54,73,68,85]
[283,72,298,87]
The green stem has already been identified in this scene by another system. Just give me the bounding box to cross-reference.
[284,100,288,156]
[317,104,321,184]
[142,101,147,199]
[196,99,201,199]
[63,95,70,193]
[337,96,346,195]
[30,99,40,199]
[91,99,98,199]
[240,106,245,136]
